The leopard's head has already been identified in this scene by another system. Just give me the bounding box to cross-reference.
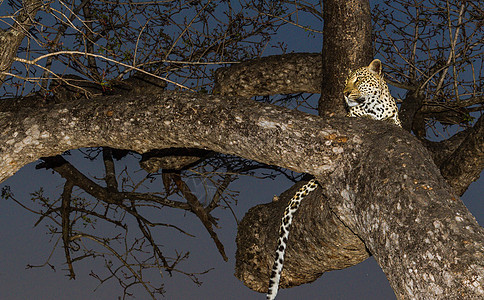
[343,59,384,107]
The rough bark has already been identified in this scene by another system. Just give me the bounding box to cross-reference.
[213,53,322,97]
[214,53,483,128]
[1,91,483,298]
[320,134,484,299]
[319,0,373,116]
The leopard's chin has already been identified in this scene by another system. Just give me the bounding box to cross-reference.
[345,96,362,107]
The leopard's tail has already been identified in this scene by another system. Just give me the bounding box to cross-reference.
[266,179,318,300]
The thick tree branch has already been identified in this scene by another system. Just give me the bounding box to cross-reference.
[0,91,483,297]
[421,128,468,167]
[212,52,483,194]
[422,115,484,196]
[236,180,369,292]
[0,91,349,183]
[214,53,482,125]
[320,132,483,298]
[213,53,321,97]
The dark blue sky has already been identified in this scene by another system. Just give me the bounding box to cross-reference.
[0,1,482,299]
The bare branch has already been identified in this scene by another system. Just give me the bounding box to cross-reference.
[71,233,157,300]
[61,180,76,279]
[173,173,228,261]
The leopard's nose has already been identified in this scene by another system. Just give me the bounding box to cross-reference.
[343,91,350,97]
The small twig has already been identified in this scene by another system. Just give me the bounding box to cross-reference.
[259,11,322,34]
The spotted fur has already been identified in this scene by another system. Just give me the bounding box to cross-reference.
[344,59,401,127]
[266,179,318,300]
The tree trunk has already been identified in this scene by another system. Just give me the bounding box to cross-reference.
[319,0,373,116]
[0,0,43,83]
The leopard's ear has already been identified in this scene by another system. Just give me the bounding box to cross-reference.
[347,68,353,77]
[368,59,382,75]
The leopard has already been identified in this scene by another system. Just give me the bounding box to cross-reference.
[344,59,401,127]
[266,59,401,300]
